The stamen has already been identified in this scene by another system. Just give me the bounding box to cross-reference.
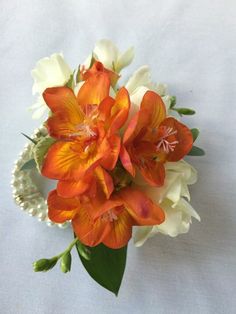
[156,126,179,153]
[70,124,96,138]
[102,209,118,222]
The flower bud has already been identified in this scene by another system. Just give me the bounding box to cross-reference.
[33,257,58,272]
[60,252,72,273]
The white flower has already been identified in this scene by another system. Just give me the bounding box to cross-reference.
[125,66,171,122]
[133,160,200,246]
[85,39,134,73]
[29,53,72,119]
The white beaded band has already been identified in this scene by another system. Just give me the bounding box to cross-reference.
[11,126,69,229]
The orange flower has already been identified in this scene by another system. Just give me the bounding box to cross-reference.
[41,68,130,198]
[80,61,120,87]
[120,91,193,186]
[47,187,165,249]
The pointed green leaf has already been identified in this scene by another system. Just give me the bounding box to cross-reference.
[191,128,200,142]
[33,136,56,171]
[76,66,81,83]
[173,108,196,115]
[20,159,37,171]
[65,73,74,89]
[188,145,205,156]
[21,133,37,145]
[76,243,127,295]
[169,96,176,109]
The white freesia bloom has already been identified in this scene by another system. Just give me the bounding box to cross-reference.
[29,53,72,119]
[133,160,200,246]
[91,39,134,73]
[125,66,172,121]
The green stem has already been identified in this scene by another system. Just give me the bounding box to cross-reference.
[56,238,79,259]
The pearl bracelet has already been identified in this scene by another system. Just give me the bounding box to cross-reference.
[11,126,69,229]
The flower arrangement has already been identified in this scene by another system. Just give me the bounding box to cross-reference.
[13,40,204,295]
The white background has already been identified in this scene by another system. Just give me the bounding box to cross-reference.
[1,1,236,313]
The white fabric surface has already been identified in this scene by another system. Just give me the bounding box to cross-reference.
[1,1,236,313]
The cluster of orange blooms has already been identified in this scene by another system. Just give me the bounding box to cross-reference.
[41,61,193,249]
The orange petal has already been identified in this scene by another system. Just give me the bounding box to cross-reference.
[118,187,165,225]
[123,112,140,144]
[123,91,165,144]
[109,87,130,135]
[139,160,165,187]
[72,207,111,247]
[77,69,110,108]
[57,174,94,198]
[98,96,114,122]
[160,117,193,161]
[95,166,114,199]
[82,61,119,86]
[47,190,79,223]
[102,209,133,249]
[42,141,102,180]
[43,87,84,140]
[119,144,135,177]
[140,91,166,129]
[100,135,121,170]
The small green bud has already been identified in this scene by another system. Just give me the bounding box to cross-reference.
[33,257,58,272]
[60,252,72,273]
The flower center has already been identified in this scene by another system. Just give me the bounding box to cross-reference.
[69,123,97,139]
[156,126,179,153]
[101,209,118,222]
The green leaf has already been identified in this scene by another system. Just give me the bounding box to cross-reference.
[173,108,196,116]
[33,136,56,171]
[65,73,74,89]
[21,133,37,145]
[188,145,205,156]
[75,66,81,83]
[191,128,200,142]
[76,243,127,295]
[20,159,37,171]
[169,96,176,109]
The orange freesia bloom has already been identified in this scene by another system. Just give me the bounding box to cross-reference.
[120,91,193,186]
[80,61,120,87]
[47,187,165,249]
[41,67,130,198]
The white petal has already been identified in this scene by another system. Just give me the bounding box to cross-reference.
[156,83,168,96]
[31,53,72,95]
[133,226,153,247]
[82,53,93,69]
[31,105,48,119]
[116,46,135,72]
[125,65,154,94]
[179,198,201,222]
[74,81,84,97]
[156,210,184,237]
[162,95,171,111]
[93,39,119,70]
